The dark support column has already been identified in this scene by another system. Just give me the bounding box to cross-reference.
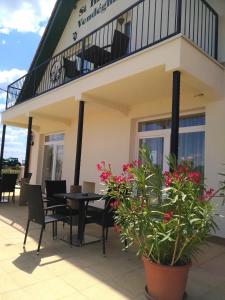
[176,0,182,33]
[74,101,85,185]
[170,71,181,164]
[0,124,6,176]
[24,116,33,178]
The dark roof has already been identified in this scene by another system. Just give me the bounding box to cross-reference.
[28,0,77,72]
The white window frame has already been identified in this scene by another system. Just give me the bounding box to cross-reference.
[135,116,205,171]
[42,133,64,181]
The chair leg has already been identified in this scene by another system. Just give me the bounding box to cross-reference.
[102,226,106,256]
[23,220,30,247]
[52,222,55,239]
[55,222,57,238]
[37,225,45,255]
[105,227,109,241]
[12,192,15,204]
[70,218,72,246]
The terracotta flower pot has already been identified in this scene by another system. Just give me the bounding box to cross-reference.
[142,257,191,300]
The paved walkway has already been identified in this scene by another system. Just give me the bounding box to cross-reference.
[0,202,225,299]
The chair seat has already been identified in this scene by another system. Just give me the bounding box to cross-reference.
[44,215,66,224]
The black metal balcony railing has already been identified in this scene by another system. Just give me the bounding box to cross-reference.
[6,0,218,109]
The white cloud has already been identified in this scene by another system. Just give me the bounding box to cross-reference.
[0,68,26,85]
[0,68,27,161]
[1,40,6,45]
[0,126,27,163]
[0,28,9,34]
[0,0,56,36]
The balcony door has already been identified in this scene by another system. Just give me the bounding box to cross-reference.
[42,133,64,188]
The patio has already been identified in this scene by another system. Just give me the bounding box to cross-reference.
[0,200,225,300]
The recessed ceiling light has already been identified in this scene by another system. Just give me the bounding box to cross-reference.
[194,93,205,98]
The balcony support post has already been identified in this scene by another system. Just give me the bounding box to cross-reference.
[74,101,85,185]
[24,116,33,179]
[170,71,181,167]
[215,14,219,60]
[177,0,182,33]
[0,124,6,177]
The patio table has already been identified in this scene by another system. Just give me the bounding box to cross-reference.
[77,45,111,68]
[53,192,103,246]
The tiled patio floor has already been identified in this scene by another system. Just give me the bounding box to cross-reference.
[0,201,225,300]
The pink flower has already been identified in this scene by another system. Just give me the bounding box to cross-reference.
[122,163,133,173]
[96,163,102,171]
[163,211,173,223]
[199,188,215,202]
[114,175,126,184]
[110,199,120,209]
[100,171,111,182]
[164,172,173,187]
[187,172,201,184]
[134,160,141,167]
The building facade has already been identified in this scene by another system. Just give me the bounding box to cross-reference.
[2,0,225,237]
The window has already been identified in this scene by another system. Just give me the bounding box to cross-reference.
[138,114,205,132]
[137,114,205,173]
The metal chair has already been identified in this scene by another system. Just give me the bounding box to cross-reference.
[18,177,31,206]
[45,180,67,208]
[0,173,18,203]
[103,29,130,61]
[84,196,115,255]
[45,180,79,228]
[23,184,71,254]
[63,57,80,80]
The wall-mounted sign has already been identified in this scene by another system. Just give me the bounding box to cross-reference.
[77,0,118,28]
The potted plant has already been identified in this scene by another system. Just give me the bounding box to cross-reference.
[97,148,224,300]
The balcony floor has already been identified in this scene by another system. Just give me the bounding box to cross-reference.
[0,199,225,300]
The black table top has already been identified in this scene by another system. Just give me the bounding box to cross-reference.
[77,44,111,66]
[53,192,103,201]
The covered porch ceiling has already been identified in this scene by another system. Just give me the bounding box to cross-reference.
[2,65,217,130]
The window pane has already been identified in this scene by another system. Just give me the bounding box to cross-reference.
[55,145,64,180]
[138,120,169,131]
[178,132,205,174]
[179,115,205,127]
[138,115,205,132]
[139,137,164,168]
[45,133,64,142]
[42,145,54,187]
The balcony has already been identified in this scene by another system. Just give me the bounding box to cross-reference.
[6,0,218,110]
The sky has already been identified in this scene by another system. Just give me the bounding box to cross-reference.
[0,0,56,162]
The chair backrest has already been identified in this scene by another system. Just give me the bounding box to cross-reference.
[69,185,82,210]
[1,174,18,193]
[82,181,95,193]
[23,184,45,225]
[19,177,32,206]
[63,57,80,79]
[111,30,129,60]
[45,180,67,206]
[26,173,32,180]
[103,196,116,227]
